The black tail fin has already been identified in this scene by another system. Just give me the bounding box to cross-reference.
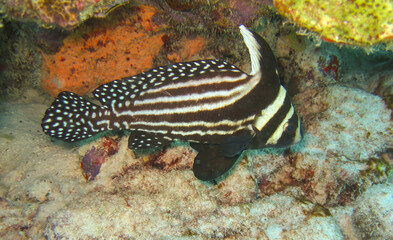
[41,91,109,142]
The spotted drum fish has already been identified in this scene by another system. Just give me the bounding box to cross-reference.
[42,25,303,181]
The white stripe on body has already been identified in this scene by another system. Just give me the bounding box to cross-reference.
[113,73,261,117]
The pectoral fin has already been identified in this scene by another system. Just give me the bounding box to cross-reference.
[220,131,253,157]
[191,143,240,181]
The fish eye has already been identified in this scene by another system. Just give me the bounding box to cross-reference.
[284,122,295,133]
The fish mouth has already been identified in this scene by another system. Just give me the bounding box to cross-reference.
[291,121,304,146]
[265,121,304,149]
[299,122,305,140]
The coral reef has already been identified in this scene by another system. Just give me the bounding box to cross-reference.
[1,0,276,98]
[0,0,275,31]
[271,20,393,107]
[1,0,84,29]
[164,0,215,11]
[0,1,392,239]
[155,0,273,31]
[274,0,393,46]
[0,0,132,29]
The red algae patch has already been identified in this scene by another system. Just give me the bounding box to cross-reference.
[41,5,165,96]
[81,137,120,181]
[167,36,207,62]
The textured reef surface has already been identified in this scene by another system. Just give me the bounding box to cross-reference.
[0,88,391,238]
[0,0,131,29]
[274,0,393,46]
[0,0,392,239]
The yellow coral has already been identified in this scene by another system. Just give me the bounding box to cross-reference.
[274,0,393,46]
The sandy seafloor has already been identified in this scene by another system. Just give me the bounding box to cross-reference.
[0,82,392,240]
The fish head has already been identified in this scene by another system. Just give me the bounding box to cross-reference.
[268,111,304,148]
[252,104,304,149]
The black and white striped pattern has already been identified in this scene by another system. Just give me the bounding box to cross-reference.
[42,25,303,150]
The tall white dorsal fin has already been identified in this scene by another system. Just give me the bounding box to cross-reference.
[239,25,262,76]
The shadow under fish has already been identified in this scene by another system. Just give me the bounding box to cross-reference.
[41,25,304,181]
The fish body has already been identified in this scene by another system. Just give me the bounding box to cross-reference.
[42,25,303,181]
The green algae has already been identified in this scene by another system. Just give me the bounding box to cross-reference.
[0,133,14,140]
[366,157,392,178]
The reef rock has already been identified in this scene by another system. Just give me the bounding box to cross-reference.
[352,183,393,240]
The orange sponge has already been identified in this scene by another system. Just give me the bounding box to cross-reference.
[41,5,165,96]
[167,36,206,62]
